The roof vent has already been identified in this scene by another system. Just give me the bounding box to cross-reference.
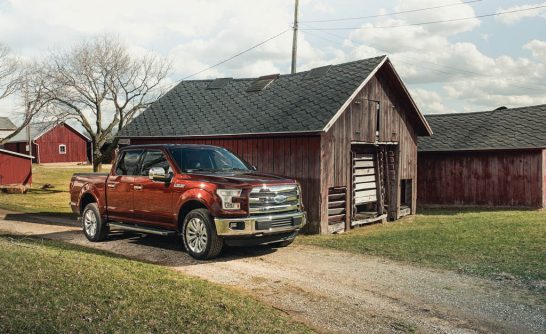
[207,78,232,90]
[494,106,508,111]
[246,74,279,92]
[304,65,332,80]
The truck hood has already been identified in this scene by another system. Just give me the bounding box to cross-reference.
[186,171,296,187]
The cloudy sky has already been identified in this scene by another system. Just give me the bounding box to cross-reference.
[0,0,545,118]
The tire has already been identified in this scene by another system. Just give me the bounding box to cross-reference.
[271,238,295,248]
[82,203,109,242]
[182,208,223,260]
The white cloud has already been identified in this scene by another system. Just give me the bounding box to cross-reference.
[410,88,454,114]
[495,2,546,24]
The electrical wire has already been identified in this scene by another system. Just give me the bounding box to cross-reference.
[301,4,546,30]
[301,0,483,23]
[178,28,292,81]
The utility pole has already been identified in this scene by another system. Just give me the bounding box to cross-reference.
[291,0,299,74]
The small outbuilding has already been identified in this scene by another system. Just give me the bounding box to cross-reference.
[0,116,16,140]
[0,149,33,187]
[119,56,432,234]
[418,104,546,208]
[4,121,89,164]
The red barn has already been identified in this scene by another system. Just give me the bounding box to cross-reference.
[4,122,89,164]
[0,149,33,186]
[418,105,546,208]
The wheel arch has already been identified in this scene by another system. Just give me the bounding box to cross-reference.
[177,199,209,231]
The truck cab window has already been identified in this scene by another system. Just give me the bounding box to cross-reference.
[115,150,143,176]
[140,150,171,176]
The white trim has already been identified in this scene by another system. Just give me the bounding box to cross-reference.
[0,148,34,159]
[59,144,67,154]
[33,122,91,142]
[322,56,388,133]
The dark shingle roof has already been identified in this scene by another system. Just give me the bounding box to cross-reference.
[0,117,16,130]
[418,104,546,152]
[120,56,389,138]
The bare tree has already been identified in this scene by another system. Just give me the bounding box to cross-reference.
[0,64,53,145]
[0,43,20,101]
[45,36,171,171]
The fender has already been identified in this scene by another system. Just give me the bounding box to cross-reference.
[175,187,218,219]
[78,182,106,217]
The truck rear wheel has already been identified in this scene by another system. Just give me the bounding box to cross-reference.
[82,203,109,242]
[182,208,223,260]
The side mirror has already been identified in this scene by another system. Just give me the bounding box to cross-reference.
[149,167,171,182]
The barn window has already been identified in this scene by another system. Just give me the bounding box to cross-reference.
[59,144,67,154]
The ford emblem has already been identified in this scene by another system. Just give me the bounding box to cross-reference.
[273,194,287,204]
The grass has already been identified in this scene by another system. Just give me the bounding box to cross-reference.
[0,235,312,334]
[0,165,94,216]
[300,209,546,286]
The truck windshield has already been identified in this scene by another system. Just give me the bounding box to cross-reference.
[168,147,252,173]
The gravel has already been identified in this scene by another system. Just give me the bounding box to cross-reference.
[1,209,544,334]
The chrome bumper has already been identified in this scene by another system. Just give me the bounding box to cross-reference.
[214,211,306,237]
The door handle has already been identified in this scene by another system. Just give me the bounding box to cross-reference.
[134,185,143,191]
[107,183,116,189]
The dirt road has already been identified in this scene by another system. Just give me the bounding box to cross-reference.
[0,209,544,334]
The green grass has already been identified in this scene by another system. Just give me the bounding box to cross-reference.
[300,209,546,286]
[0,165,94,216]
[0,236,312,334]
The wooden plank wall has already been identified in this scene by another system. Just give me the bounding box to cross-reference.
[417,150,544,207]
[36,124,88,163]
[320,66,419,232]
[543,149,546,208]
[0,152,32,185]
[131,135,322,233]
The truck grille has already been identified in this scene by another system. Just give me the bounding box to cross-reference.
[249,185,301,215]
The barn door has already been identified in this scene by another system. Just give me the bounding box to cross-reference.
[352,152,378,214]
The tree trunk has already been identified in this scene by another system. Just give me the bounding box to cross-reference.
[92,147,102,172]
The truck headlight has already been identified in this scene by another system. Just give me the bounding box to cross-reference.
[216,189,242,210]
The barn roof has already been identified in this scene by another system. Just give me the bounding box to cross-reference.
[0,148,34,159]
[7,121,90,142]
[0,117,16,130]
[119,55,431,138]
[418,104,546,152]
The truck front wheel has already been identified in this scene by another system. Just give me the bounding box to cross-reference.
[182,208,223,260]
[82,203,109,242]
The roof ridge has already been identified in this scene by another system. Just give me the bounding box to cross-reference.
[425,103,546,118]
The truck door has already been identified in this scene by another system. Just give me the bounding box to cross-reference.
[106,150,143,223]
[132,149,175,228]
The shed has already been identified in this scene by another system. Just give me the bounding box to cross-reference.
[418,104,546,208]
[0,116,16,140]
[4,121,89,164]
[119,56,432,234]
[0,149,33,186]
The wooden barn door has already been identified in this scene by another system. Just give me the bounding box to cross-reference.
[352,153,377,207]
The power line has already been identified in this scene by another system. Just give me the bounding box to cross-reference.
[301,0,483,23]
[301,28,545,92]
[301,4,546,30]
[179,28,291,81]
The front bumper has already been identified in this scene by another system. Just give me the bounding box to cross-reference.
[214,211,306,237]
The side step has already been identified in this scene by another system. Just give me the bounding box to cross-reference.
[108,222,177,236]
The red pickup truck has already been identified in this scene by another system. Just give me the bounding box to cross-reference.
[70,144,306,259]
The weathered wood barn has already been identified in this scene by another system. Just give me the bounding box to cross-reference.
[4,121,89,164]
[0,116,16,141]
[0,149,33,186]
[119,56,432,234]
[418,104,546,208]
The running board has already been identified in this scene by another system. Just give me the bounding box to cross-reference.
[107,222,177,236]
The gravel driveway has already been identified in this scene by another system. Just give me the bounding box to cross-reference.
[0,209,544,334]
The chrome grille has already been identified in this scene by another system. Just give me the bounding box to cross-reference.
[249,184,301,215]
